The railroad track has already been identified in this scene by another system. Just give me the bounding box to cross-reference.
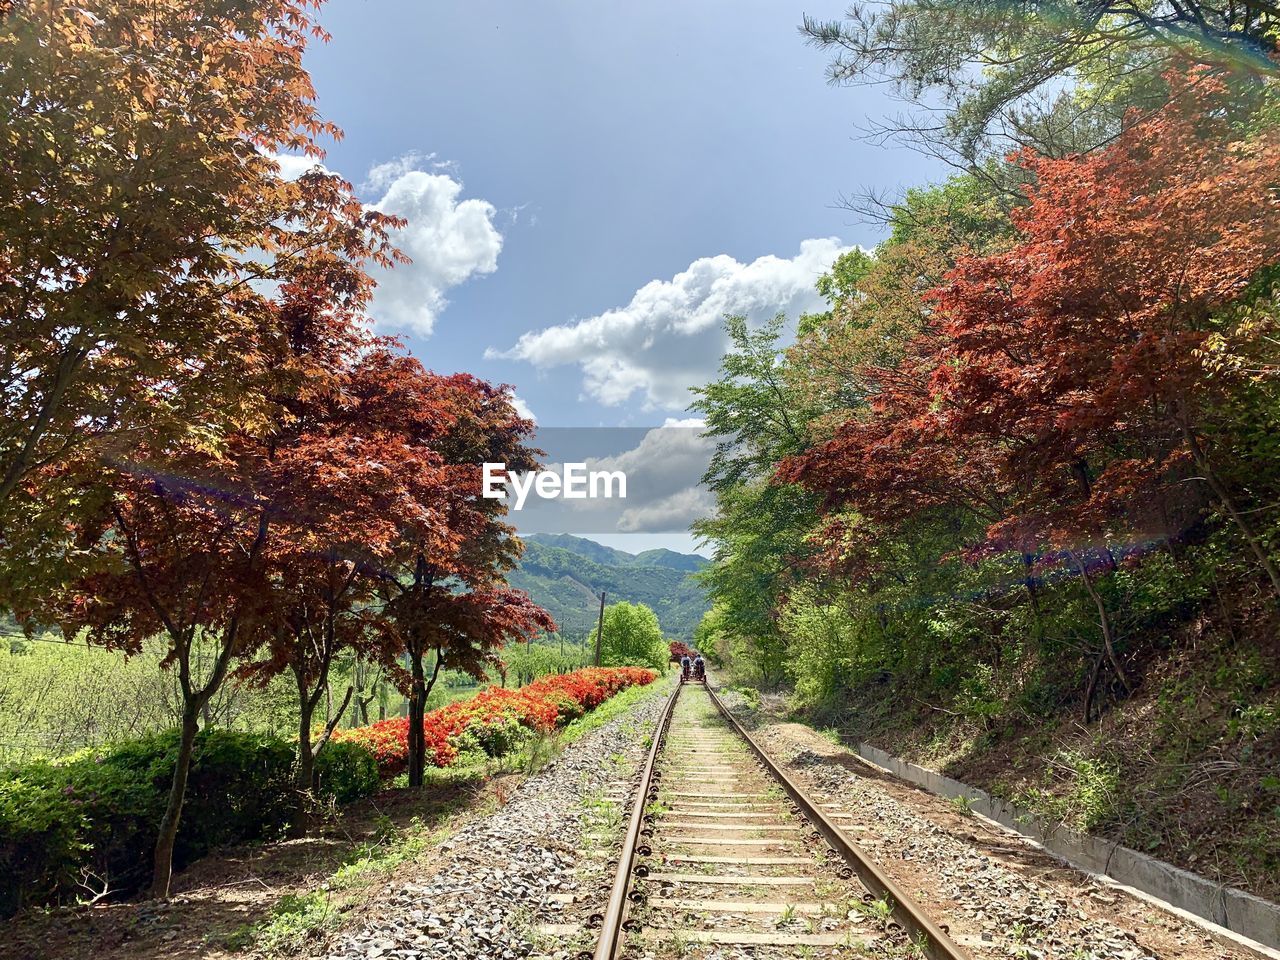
[586,679,970,960]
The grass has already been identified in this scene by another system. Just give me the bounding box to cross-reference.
[819,726,845,747]
[578,786,623,851]
[852,894,894,929]
[1012,749,1124,832]
[255,891,336,954]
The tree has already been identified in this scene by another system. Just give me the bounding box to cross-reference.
[589,602,668,672]
[360,368,556,787]
[802,1,1279,168]
[0,0,401,605]
[32,180,402,891]
[690,315,825,685]
[693,314,811,493]
[43,438,274,897]
[381,577,556,786]
[778,71,1280,720]
[930,70,1280,599]
[232,255,426,824]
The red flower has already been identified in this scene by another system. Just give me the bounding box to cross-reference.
[332,666,656,777]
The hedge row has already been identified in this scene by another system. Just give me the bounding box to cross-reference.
[0,730,377,918]
[0,667,655,917]
[332,666,657,775]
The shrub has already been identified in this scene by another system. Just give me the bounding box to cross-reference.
[333,666,657,779]
[541,689,586,724]
[0,728,378,918]
[314,740,381,804]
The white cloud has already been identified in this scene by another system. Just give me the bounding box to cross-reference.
[510,423,715,534]
[272,151,502,337]
[618,486,716,533]
[362,151,457,192]
[509,391,536,422]
[269,152,331,180]
[367,162,503,336]
[489,238,851,411]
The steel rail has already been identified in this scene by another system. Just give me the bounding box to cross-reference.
[705,681,971,960]
[590,678,681,960]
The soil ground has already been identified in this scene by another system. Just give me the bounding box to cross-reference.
[0,774,517,960]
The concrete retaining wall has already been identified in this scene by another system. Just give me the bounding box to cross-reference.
[855,742,1280,952]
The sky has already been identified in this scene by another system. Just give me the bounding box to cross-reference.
[300,0,949,554]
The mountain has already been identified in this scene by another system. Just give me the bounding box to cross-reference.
[509,534,710,640]
[629,548,707,573]
[520,533,635,567]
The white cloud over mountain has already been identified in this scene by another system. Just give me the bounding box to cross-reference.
[490,238,851,410]
[509,422,715,534]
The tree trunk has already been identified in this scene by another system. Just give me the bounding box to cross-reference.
[1021,552,1044,642]
[291,668,317,837]
[407,648,426,788]
[406,648,444,788]
[1083,652,1105,724]
[1068,550,1132,695]
[151,704,200,898]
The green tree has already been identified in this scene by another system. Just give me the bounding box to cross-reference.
[802,1,1279,168]
[590,602,668,672]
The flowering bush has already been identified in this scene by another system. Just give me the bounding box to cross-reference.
[333,666,656,777]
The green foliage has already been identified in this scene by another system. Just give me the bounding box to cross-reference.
[1016,750,1125,832]
[693,482,819,687]
[802,1,1278,165]
[727,685,761,710]
[589,601,669,672]
[256,891,334,954]
[504,640,589,687]
[0,728,379,917]
[814,248,874,308]
[780,589,869,704]
[452,713,532,761]
[953,664,1004,726]
[506,535,709,640]
[691,313,810,492]
[313,741,380,804]
[0,632,302,763]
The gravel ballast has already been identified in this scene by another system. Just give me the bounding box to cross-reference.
[715,688,1260,960]
[316,681,672,960]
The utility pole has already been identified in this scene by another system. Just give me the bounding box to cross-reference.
[594,591,606,666]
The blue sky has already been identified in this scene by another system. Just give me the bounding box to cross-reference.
[300,0,948,552]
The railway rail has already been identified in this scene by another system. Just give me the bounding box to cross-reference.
[585,679,971,960]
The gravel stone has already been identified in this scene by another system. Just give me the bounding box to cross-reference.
[317,687,669,960]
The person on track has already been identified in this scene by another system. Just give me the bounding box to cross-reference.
[680,654,691,681]
[692,654,705,682]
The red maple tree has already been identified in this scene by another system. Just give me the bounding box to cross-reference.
[781,70,1280,715]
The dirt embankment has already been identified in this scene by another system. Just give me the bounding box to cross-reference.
[770,597,1280,907]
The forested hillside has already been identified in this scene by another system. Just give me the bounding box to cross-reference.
[508,535,709,639]
[692,15,1280,900]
